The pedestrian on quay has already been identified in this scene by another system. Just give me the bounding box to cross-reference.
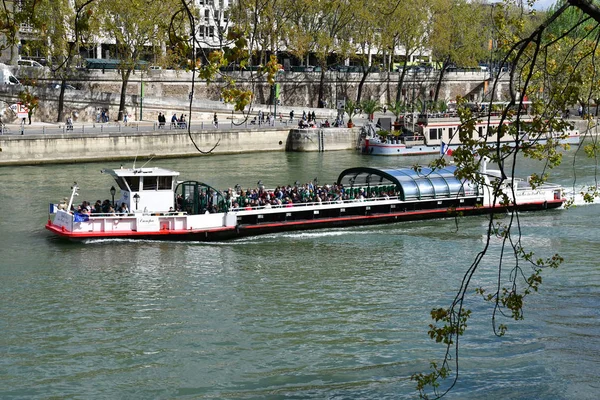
[289,110,294,122]
[213,112,219,128]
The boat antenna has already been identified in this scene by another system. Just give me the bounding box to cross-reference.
[132,154,138,169]
[140,154,157,169]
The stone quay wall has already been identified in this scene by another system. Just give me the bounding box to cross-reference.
[5,68,507,124]
[0,127,357,166]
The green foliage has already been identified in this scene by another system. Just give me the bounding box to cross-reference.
[360,99,381,121]
[18,90,40,111]
[345,99,360,122]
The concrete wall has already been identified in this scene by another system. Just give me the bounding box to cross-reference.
[285,128,357,152]
[4,68,508,124]
[0,128,291,165]
[0,127,358,165]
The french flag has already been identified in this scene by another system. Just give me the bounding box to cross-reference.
[441,141,454,156]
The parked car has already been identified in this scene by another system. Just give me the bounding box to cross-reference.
[47,83,77,90]
[18,59,45,68]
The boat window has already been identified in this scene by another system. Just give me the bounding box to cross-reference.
[114,177,129,191]
[158,176,172,190]
[143,177,157,191]
[429,128,441,140]
[478,126,484,138]
[124,176,140,191]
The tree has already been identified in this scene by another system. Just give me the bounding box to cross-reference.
[97,0,176,121]
[428,0,487,103]
[379,0,430,104]
[360,98,381,122]
[18,89,39,124]
[412,0,600,398]
[33,0,97,122]
[346,0,381,103]
[344,99,360,127]
[286,0,353,107]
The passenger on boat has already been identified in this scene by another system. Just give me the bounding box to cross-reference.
[118,203,129,214]
[93,200,102,213]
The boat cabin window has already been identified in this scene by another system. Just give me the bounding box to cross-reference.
[429,128,441,140]
[143,177,157,191]
[141,176,173,191]
[115,176,129,192]
[158,176,173,190]
[124,176,140,191]
[478,126,484,138]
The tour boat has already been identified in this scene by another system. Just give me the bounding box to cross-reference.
[45,161,566,242]
[360,117,580,156]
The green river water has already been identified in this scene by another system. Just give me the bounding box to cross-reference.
[0,149,598,399]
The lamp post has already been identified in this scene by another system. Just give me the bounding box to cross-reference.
[133,193,140,211]
[140,71,144,122]
[110,186,116,207]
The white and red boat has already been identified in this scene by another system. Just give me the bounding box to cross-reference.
[46,161,566,241]
[360,117,580,156]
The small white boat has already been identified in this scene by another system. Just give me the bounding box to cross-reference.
[360,116,580,156]
[46,161,566,241]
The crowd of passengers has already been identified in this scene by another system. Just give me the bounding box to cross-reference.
[69,183,401,216]
[71,199,130,215]
[225,181,401,210]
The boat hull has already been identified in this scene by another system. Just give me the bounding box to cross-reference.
[46,199,563,242]
[360,136,580,156]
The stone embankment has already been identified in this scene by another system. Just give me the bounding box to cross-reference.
[0,126,357,166]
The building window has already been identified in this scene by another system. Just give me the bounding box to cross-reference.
[209,26,215,37]
[204,9,210,25]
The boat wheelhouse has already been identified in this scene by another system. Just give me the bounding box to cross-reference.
[46,162,565,242]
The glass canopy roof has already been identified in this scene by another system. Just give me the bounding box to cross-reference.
[337,166,479,201]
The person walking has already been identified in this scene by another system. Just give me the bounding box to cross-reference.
[213,112,219,128]
[289,110,294,122]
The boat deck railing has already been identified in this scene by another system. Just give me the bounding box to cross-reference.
[230,195,401,212]
[69,211,189,220]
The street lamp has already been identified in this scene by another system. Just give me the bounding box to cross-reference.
[133,193,140,211]
[110,186,116,207]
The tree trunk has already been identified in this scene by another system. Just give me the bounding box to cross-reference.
[57,78,67,123]
[317,63,326,108]
[433,58,450,104]
[118,69,132,121]
[395,58,409,104]
[356,68,370,103]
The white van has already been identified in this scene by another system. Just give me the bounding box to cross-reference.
[18,59,44,68]
[0,64,20,85]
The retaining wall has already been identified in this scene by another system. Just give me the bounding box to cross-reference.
[0,127,357,166]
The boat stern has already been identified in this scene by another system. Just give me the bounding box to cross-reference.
[46,209,76,237]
